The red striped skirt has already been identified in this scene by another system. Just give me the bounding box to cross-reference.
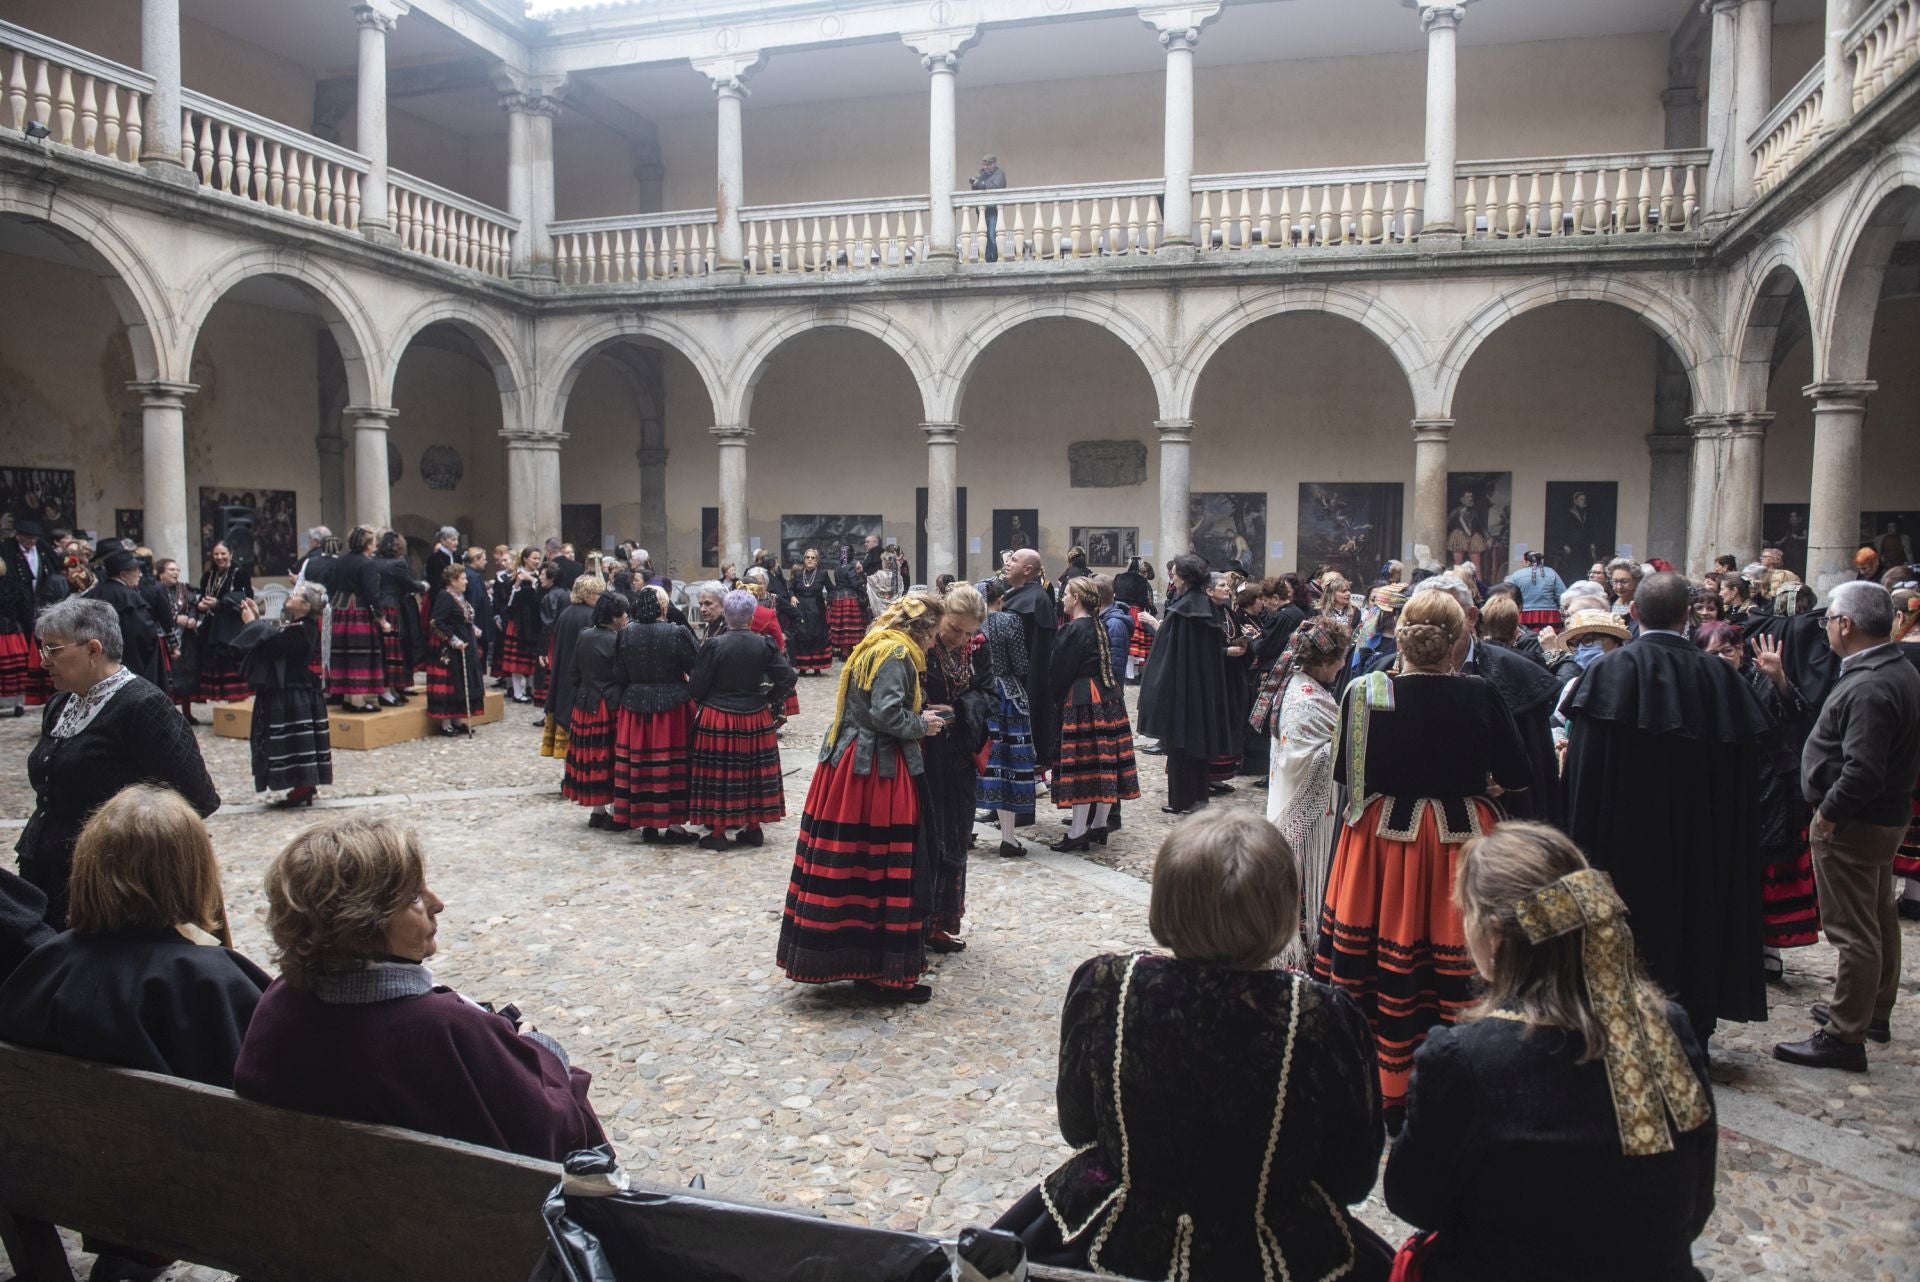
[1208,754,1239,783]
[500,620,536,676]
[1053,682,1141,808]
[790,633,833,673]
[379,606,413,689]
[1895,787,1920,881]
[196,645,250,703]
[688,705,787,828]
[783,688,801,717]
[611,704,693,829]
[775,755,925,987]
[1312,795,1490,1110]
[20,639,50,706]
[1763,840,1821,950]
[563,700,617,808]
[827,596,867,657]
[328,605,386,698]
[424,649,483,721]
[1128,614,1153,664]
[0,631,30,698]
[1518,609,1560,628]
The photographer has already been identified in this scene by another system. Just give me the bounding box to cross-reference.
[233,583,333,808]
[969,153,1006,261]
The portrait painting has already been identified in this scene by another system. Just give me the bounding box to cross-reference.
[198,487,297,576]
[1296,482,1403,585]
[1070,526,1139,569]
[1861,511,1920,572]
[115,509,145,545]
[1189,492,1267,576]
[781,514,885,569]
[701,506,720,567]
[561,504,603,561]
[991,509,1040,563]
[1445,471,1511,578]
[1545,482,1618,584]
[1764,503,1811,579]
[0,467,77,534]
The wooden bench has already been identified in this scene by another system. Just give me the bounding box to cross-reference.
[0,1042,1097,1282]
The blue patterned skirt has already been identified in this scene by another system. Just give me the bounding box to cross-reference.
[977,684,1036,816]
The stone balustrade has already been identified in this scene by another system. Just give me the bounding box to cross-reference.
[1751,65,1825,199]
[391,169,518,278]
[1849,0,1920,113]
[1,21,150,165]
[1193,166,1425,250]
[553,212,716,283]
[1456,151,1704,238]
[955,180,1166,261]
[181,90,368,229]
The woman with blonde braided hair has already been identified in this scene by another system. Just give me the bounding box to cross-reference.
[776,591,951,1004]
[1386,822,1715,1281]
[1047,577,1140,851]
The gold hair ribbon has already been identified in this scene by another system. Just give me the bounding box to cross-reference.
[1511,869,1712,1157]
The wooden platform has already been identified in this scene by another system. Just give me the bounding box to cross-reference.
[211,685,505,750]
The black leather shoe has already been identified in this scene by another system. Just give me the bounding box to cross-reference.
[997,840,1026,858]
[1139,743,1166,756]
[927,933,967,954]
[1161,805,1194,816]
[1209,782,1235,796]
[1812,1003,1891,1044]
[1772,1030,1868,1072]
[1050,832,1093,853]
[697,833,731,851]
[588,812,613,830]
[733,826,765,847]
[856,980,932,1004]
[1090,826,1108,846]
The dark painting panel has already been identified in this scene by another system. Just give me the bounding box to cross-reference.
[1764,503,1811,579]
[0,467,77,534]
[1861,511,1920,572]
[701,507,720,568]
[1189,492,1267,576]
[1544,482,1618,584]
[561,504,603,559]
[781,514,884,570]
[1445,471,1511,579]
[199,487,297,576]
[1069,526,1139,569]
[991,509,1039,563]
[115,509,145,545]
[1296,483,1403,585]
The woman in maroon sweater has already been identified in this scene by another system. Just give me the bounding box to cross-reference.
[235,817,606,1163]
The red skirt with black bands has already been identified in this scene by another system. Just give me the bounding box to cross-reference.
[827,596,867,658]
[424,648,483,720]
[564,700,617,807]
[688,705,786,828]
[0,631,30,698]
[1519,609,1560,628]
[195,645,250,703]
[1762,840,1822,950]
[379,605,413,689]
[500,620,536,676]
[1052,682,1140,808]
[1894,786,1920,881]
[611,704,692,829]
[328,605,386,698]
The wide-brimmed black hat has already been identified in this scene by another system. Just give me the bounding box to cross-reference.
[11,517,45,537]
[102,549,139,576]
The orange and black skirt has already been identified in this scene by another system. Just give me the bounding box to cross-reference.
[563,700,617,807]
[1053,680,1141,809]
[611,703,692,830]
[1127,612,1153,666]
[776,754,925,988]
[688,704,786,828]
[1312,793,1492,1110]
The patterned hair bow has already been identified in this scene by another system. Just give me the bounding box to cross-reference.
[1511,870,1713,1157]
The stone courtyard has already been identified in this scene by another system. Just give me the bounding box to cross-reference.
[2,676,1917,1281]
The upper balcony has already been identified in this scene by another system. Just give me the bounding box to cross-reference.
[3,0,1905,295]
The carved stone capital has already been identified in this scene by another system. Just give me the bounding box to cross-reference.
[351,1,407,35]
[1802,380,1877,406]
[1410,417,1455,445]
[1154,417,1195,444]
[1685,412,1732,439]
[903,26,979,73]
[126,380,198,408]
[710,423,754,444]
[921,422,963,445]
[635,447,670,468]
[490,67,569,118]
[1138,4,1222,50]
[500,429,569,452]
[693,52,765,98]
[344,404,400,431]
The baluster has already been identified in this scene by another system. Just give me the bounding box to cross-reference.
[744,219,760,273]
[230,131,250,196]
[100,84,121,159]
[1460,175,1479,239]
[1277,187,1294,246]
[1520,172,1539,237]
[1635,165,1652,231]
[1607,167,1627,232]
[424,202,440,258]
[265,143,285,208]
[824,216,841,271]
[211,124,233,192]
[1056,199,1076,258]
[800,217,815,271]
[665,223,683,277]
[558,234,576,285]
[1658,165,1677,231]
[1047,201,1062,259]
[853,212,870,268]
[1116,197,1134,256]
[193,115,213,183]
[315,161,334,222]
[1143,198,1161,253]
[1403,179,1419,241]
[30,59,51,138]
[6,52,24,132]
[595,230,610,281]
[1355,183,1374,245]
[1257,188,1274,249]
[1004,202,1021,261]
[1195,190,1213,252]
[1496,174,1517,237]
[1588,169,1607,234]
[395,189,412,249]
[1381,181,1399,243]
[77,75,98,152]
[1334,183,1351,244]
[769,220,786,274]
[1543,171,1562,237]
[294,153,313,216]
[123,92,142,162]
[1565,170,1585,233]
[247,137,266,201]
[51,67,73,145]
[620,228,636,281]
[347,166,364,229]
[463,212,476,267]
[911,209,927,264]
[1102,198,1118,256]
[1314,185,1332,245]
[633,227,651,280]
[1681,164,1699,229]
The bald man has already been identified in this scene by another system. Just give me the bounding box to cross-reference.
[1002,549,1059,772]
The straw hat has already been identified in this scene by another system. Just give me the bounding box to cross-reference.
[1560,609,1630,645]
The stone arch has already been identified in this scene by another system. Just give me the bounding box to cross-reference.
[177,244,380,407]
[1815,146,1920,383]
[539,311,725,433]
[1728,240,1815,413]
[1168,284,1434,421]
[930,294,1175,424]
[0,185,168,382]
[721,304,937,428]
[1433,274,1724,418]
[384,297,530,436]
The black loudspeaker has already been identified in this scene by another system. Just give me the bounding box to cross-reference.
[218,505,258,567]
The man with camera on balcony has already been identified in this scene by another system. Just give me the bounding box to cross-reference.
[970,154,1006,262]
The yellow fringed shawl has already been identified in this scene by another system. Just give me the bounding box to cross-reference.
[825,626,925,746]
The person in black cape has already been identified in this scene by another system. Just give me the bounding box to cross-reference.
[1138,553,1235,814]
[83,549,164,686]
[190,540,253,704]
[232,583,334,808]
[1562,572,1771,1038]
[1001,549,1059,770]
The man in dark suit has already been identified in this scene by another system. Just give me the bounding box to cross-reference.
[460,547,495,670]
[83,549,164,685]
[1,518,54,617]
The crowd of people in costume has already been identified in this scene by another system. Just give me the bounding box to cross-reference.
[3,501,1918,1282]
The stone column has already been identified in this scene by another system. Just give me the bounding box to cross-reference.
[139,0,190,182]
[1155,419,1194,560]
[712,425,752,570]
[1139,5,1221,247]
[1804,381,1875,596]
[922,423,961,581]
[1644,432,1693,567]
[695,54,764,273]
[494,71,567,280]
[1410,418,1453,564]
[346,405,397,532]
[316,432,348,535]
[904,28,978,261]
[128,380,196,566]
[636,444,669,560]
[1684,413,1732,574]
[1415,4,1468,234]
[1703,0,1741,213]
[1822,0,1863,133]
[503,431,567,550]
[351,3,401,238]
[1732,0,1774,200]
[1719,411,1772,565]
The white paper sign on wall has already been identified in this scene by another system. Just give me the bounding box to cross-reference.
[1142,539,1155,557]
[968,536,982,554]
[750,536,762,553]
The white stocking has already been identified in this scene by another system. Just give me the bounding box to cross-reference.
[510,673,528,699]
[998,811,1018,844]
[1092,802,1112,831]
[1068,804,1091,839]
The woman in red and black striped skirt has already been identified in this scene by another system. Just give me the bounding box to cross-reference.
[565,593,628,826]
[0,553,31,717]
[496,547,544,704]
[826,554,868,659]
[374,530,426,706]
[1047,578,1140,853]
[689,589,796,850]
[425,565,485,736]
[326,526,386,712]
[612,586,700,843]
[777,591,950,1005]
[189,542,253,705]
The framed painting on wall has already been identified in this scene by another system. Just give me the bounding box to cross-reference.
[1861,510,1920,571]
[1190,492,1267,576]
[1764,503,1811,579]
[991,509,1039,562]
[1296,483,1403,584]
[115,509,145,545]
[0,467,77,534]
[780,514,884,569]
[1069,526,1139,569]
[1445,471,1511,578]
[1545,482,1618,584]
[199,487,298,576]
[562,504,603,560]
[702,506,720,567]
[914,486,968,584]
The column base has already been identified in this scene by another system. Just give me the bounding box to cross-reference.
[140,157,200,190]
[1156,242,1199,265]
[359,225,403,249]
[1417,225,1465,244]
[709,263,747,279]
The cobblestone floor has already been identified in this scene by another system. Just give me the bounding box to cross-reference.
[1,674,1916,1281]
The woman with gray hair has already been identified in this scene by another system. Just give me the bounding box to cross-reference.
[16,597,219,926]
[687,589,797,849]
[233,582,334,807]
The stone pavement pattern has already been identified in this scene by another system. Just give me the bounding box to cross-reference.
[0,675,1915,1281]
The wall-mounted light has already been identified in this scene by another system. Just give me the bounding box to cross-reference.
[24,121,50,141]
